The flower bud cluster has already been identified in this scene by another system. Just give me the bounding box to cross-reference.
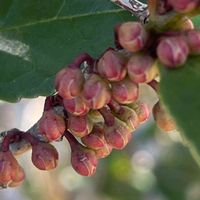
[2,0,200,188]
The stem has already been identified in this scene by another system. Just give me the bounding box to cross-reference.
[99,107,115,126]
[64,131,78,148]
[44,95,63,111]
[69,53,95,69]
[108,100,121,113]
[148,79,159,92]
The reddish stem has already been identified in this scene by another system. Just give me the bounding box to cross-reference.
[68,53,95,69]
[1,130,38,152]
[44,95,63,111]
[148,80,159,92]
[64,131,79,149]
[99,107,115,126]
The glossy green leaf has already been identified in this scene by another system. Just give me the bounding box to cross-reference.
[159,56,200,166]
[0,0,134,102]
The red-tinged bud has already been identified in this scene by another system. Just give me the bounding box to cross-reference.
[114,106,139,131]
[55,67,84,99]
[153,101,176,132]
[68,114,93,137]
[39,110,66,141]
[127,54,158,83]
[97,49,127,81]
[82,74,111,109]
[118,22,149,52]
[104,118,132,150]
[130,102,150,123]
[81,124,106,150]
[157,36,189,67]
[31,142,58,170]
[95,143,113,159]
[0,151,25,187]
[185,30,200,54]
[168,0,199,13]
[111,77,139,104]
[63,96,90,116]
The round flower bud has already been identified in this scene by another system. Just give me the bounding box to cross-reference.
[68,114,93,137]
[130,102,150,123]
[55,67,84,99]
[0,151,25,187]
[153,101,176,132]
[185,30,200,54]
[63,96,90,116]
[127,54,158,83]
[81,124,106,150]
[104,118,132,150]
[97,49,127,81]
[118,22,148,52]
[31,142,58,170]
[39,110,66,141]
[82,74,111,109]
[113,106,139,131]
[178,17,194,31]
[168,0,199,13]
[111,77,139,104]
[157,36,189,67]
[71,143,98,176]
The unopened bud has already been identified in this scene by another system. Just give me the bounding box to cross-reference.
[104,118,132,149]
[71,143,98,176]
[168,0,199,13]
[31,142,58,170]
[0,151,25,187]
[68,114,93,137]
[130,102,150,123]
[153,101,176,132]
[82,74,111,109]
[55,67,84,99]
[97,49,127,81]
[63,96,89,116]
[185,30,200,54]
[39,110,66,141]
[81,124,106,150]
[117,22,148,52]
[178,17,194,31]
[157,36,189,67]
[114,106,139,131]
[111,77,139,104]
[127,54,158,83]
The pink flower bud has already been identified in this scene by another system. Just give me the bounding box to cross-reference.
[82,74,111,109]
[127,54,158,83]
[71,143,98,176]
[68,114,93,137]
[114,106,139,131]
[104,118,132,149]
[0,151,25,187]
[118,22,149,52]
[39,110,66,141]
[95,143,113,159]
[157,36,189,67]
[97,49,127,81]
[153,101,176,132]
[130,102,150,123]
[31,142,58,170]
[185,30,200,54]
[55,67,84,99]
[63,96,90,116]
[168,0,199,13]
[81,124,106,150]
[111,77,139,104]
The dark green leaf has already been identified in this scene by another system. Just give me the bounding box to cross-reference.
[159,56,200,166]
[0,0,134,102]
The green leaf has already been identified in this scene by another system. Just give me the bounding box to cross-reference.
[0,0,134,102]
[159,56,200,166]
